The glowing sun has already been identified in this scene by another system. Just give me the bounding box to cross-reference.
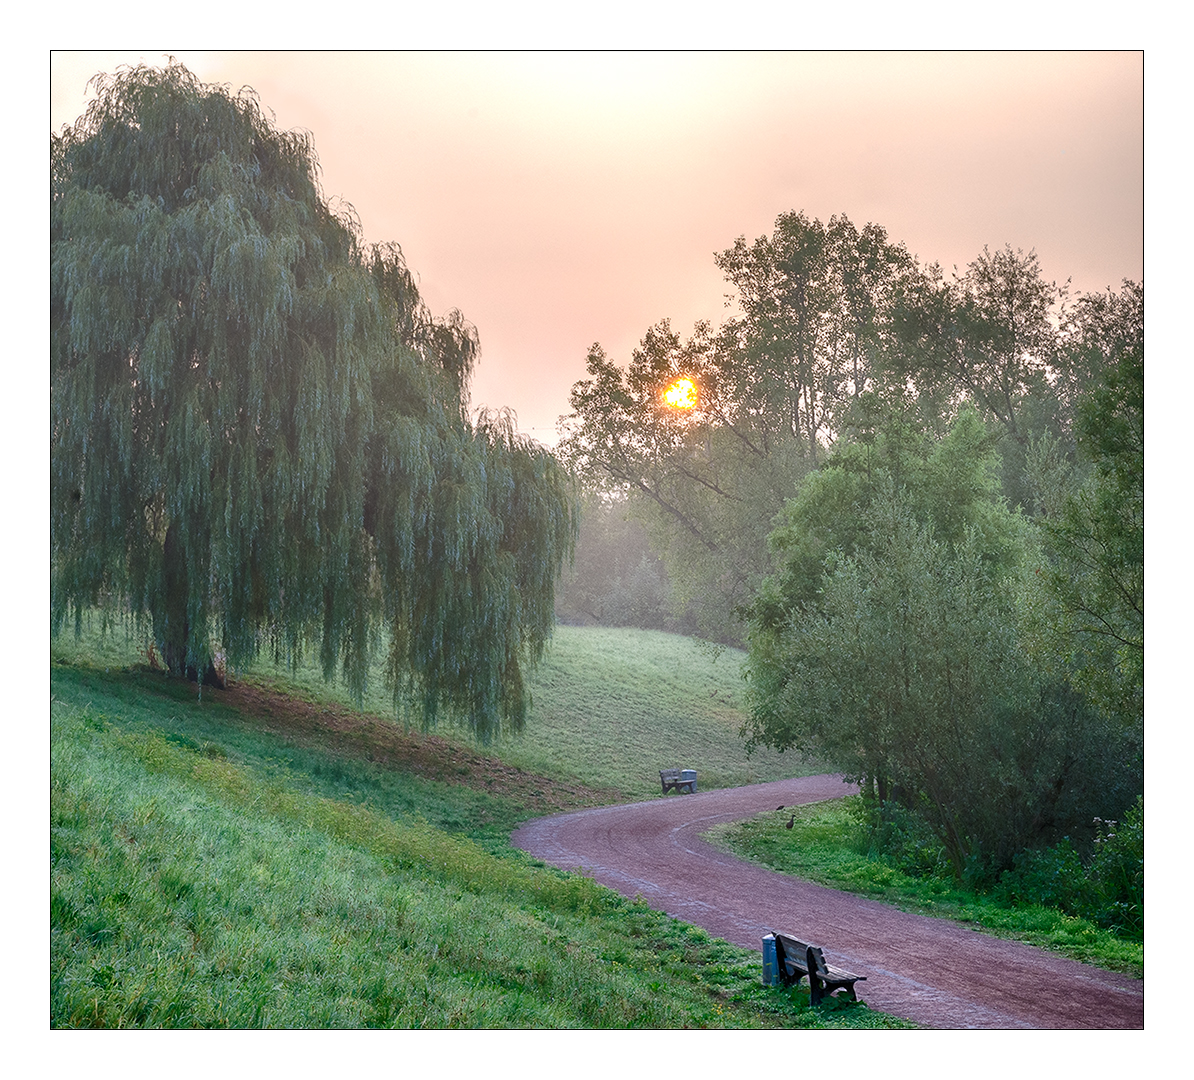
[663,377,698,410]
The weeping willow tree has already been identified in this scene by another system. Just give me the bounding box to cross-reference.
[51,60,576,739]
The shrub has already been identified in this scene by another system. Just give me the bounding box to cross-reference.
[849,796,951,881]
[993,797,1143,941]
[1087,797,1143,939]
[994,838,1089,913]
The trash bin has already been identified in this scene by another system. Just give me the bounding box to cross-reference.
[762,934,780,986]
[680,769,697,792]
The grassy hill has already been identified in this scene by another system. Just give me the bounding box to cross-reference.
[52,620,817,798]
[499,626,815,795]
[51,620,898,1029]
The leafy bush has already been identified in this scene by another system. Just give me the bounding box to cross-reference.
[994,797,1143,940]
[1087,797,1144,938]
[994,839,1089,913]
[853,787,1144,944]
[848,797,952,881]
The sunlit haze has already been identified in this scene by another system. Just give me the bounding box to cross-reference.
[50,51,1143,445]
[664,377,699,410]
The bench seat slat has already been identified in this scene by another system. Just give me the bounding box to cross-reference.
[781,960,863,983]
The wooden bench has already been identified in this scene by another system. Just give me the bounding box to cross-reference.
[659,768,697,794]
[772,933,866,1005]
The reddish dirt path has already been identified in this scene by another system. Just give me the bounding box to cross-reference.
[511,775,1144,1029]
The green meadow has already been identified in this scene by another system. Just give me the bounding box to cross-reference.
[51,621,907,1028]
[53,619,814,797]
[499,626,813,794]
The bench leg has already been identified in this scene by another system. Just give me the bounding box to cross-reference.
[816,980,857,1003]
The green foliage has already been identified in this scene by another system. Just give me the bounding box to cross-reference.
[713,211,920,462]
[1054,279,1144,436]
[709,798,1142,976]
[995,839,1089,917]
[757,406,1019,612]
[1027,314,1143,724]
[932,246,1064,444]
[51,61,576,739]
[847,796,953,880]
[891,245,1073,509]
[996,797,1143,940]
[744,411,1141,879]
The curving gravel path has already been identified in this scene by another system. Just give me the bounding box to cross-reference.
[511,774,1143,1029]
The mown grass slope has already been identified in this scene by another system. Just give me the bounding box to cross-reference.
[52,620,815,798]
[51,625,900,1029]
[501,626,811,795]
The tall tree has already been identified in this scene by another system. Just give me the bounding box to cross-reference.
[744,414,1141,878]
[51,61,576,738]
[1027,304,1144,725]
[558,212,916,640]
[890,245,1082,509]
[713,211,919,463]
[1053,278,1143,439]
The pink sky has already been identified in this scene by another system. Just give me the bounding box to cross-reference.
[51,51,1143,444]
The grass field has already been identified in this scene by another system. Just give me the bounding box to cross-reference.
[51,620,906,1029]
[51,618,816,798]
[500,626,813,794]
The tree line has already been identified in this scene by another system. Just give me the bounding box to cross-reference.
[560,210,1142,884]
[51,61,577,741]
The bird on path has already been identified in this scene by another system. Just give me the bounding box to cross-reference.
[776,805,785,812]
[786,814,795,829]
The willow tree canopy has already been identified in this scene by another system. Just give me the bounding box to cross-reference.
[51,60,576,739]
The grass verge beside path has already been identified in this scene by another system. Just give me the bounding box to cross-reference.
[706,800,1143,979]
[51,658,911,1028]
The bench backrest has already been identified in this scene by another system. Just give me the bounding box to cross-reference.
[774,934,811,973]
[660,769,681,781]
[775,934,811,960]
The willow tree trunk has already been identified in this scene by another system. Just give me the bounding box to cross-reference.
[155,522,224,688]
